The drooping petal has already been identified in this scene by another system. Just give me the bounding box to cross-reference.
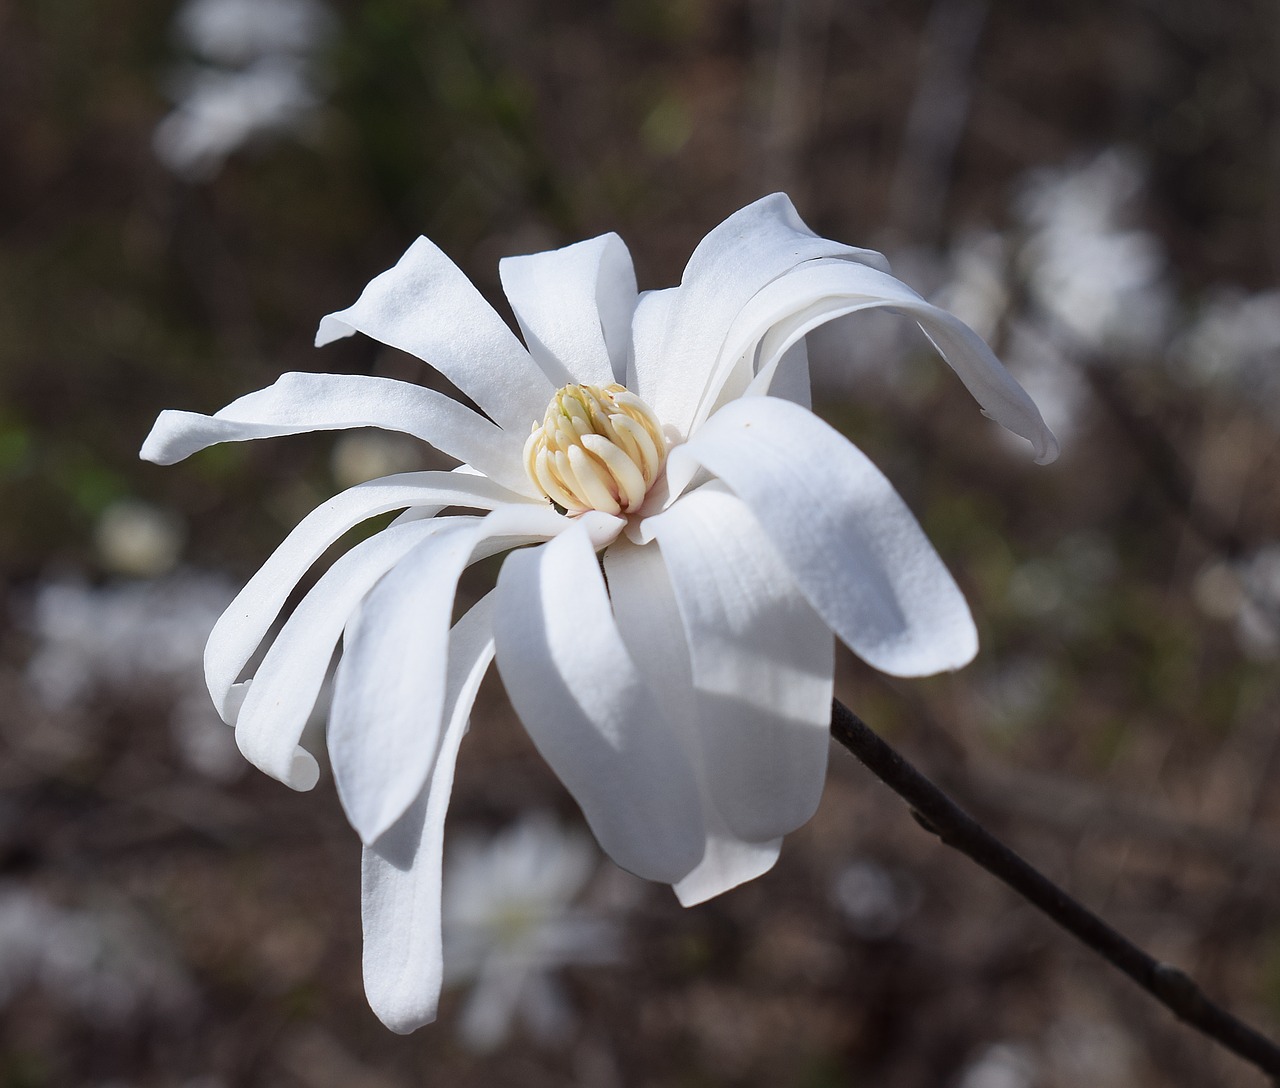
[330,526,477,840]
[493,522,704,883]
[329,503,571,844]
[204,471,527,721]
[646,486,834,842]
[139,371,532,492]
[603,537,784,904]
[726,258,1059,463]
[315,236,554,432]
[673,834,782,908]
[667,396,978,677]
[499,233,637,387]
[360,593,496,1035]
[629,194,891,439]
[233,518,459,789]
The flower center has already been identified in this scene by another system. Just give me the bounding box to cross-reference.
[524,382,667,515]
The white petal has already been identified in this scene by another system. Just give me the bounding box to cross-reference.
[499,233,637,387]
[647,486,833,842]
[330,525,476,842]
[729,258,1059,463]
[629,194,891,439]
[360,593,496,1034]
[493,522,704,883]
[603,537,783,903]
[330,503,571,843]
[673,834,782,908]
[315,236,554,432]
[140,371,532,492]
[669,396,978,677]
[233,518,462,789]
[205,471,527,722]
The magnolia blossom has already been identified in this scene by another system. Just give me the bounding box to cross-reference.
[141,194,1056,1032]
[441,815,619,1051]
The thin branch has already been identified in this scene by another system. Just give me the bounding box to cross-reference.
[830,698,1280,1080]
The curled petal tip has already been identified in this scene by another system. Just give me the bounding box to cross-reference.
[314,313,351,348]
[1034,428,1061,465]
[138,411,184,465]
[377,1006,438,1035]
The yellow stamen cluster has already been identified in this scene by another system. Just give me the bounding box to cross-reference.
[524,383,667,515]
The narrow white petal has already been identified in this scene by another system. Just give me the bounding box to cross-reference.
[604,537,784,902]
[499,233,637,387]
[494,523,704,883]
[670,396,978,677]
[139,371,531,492]
[234,518,458,789]
[360,594,496,1034]
[629,194,890,439]
[315,236,554,432]
[647,486,833,842]
[728,258,1059,463]
[205,471,528,721]
[330,525,477,842]
[330,503,570,843]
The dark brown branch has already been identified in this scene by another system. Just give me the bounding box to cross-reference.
[830,698,1280,1080]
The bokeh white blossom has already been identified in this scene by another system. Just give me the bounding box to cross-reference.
[1013,149,1172,358]
[831,857,921,941]
[956,1042,1038,1088]
[94,498,187,577]
[0,885,195,1022]
[154,0,335,179]
[1194,544,1280,659]
[23,571,245,780]
[441,815,620,1051]
[1174,289,1280,412]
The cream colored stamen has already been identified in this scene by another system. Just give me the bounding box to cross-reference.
[524,383,667,515]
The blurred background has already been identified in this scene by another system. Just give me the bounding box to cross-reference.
[3,0,1280,1084]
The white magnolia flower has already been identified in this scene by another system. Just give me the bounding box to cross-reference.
[140,194,1056,1032]
[442,815,619,1051]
